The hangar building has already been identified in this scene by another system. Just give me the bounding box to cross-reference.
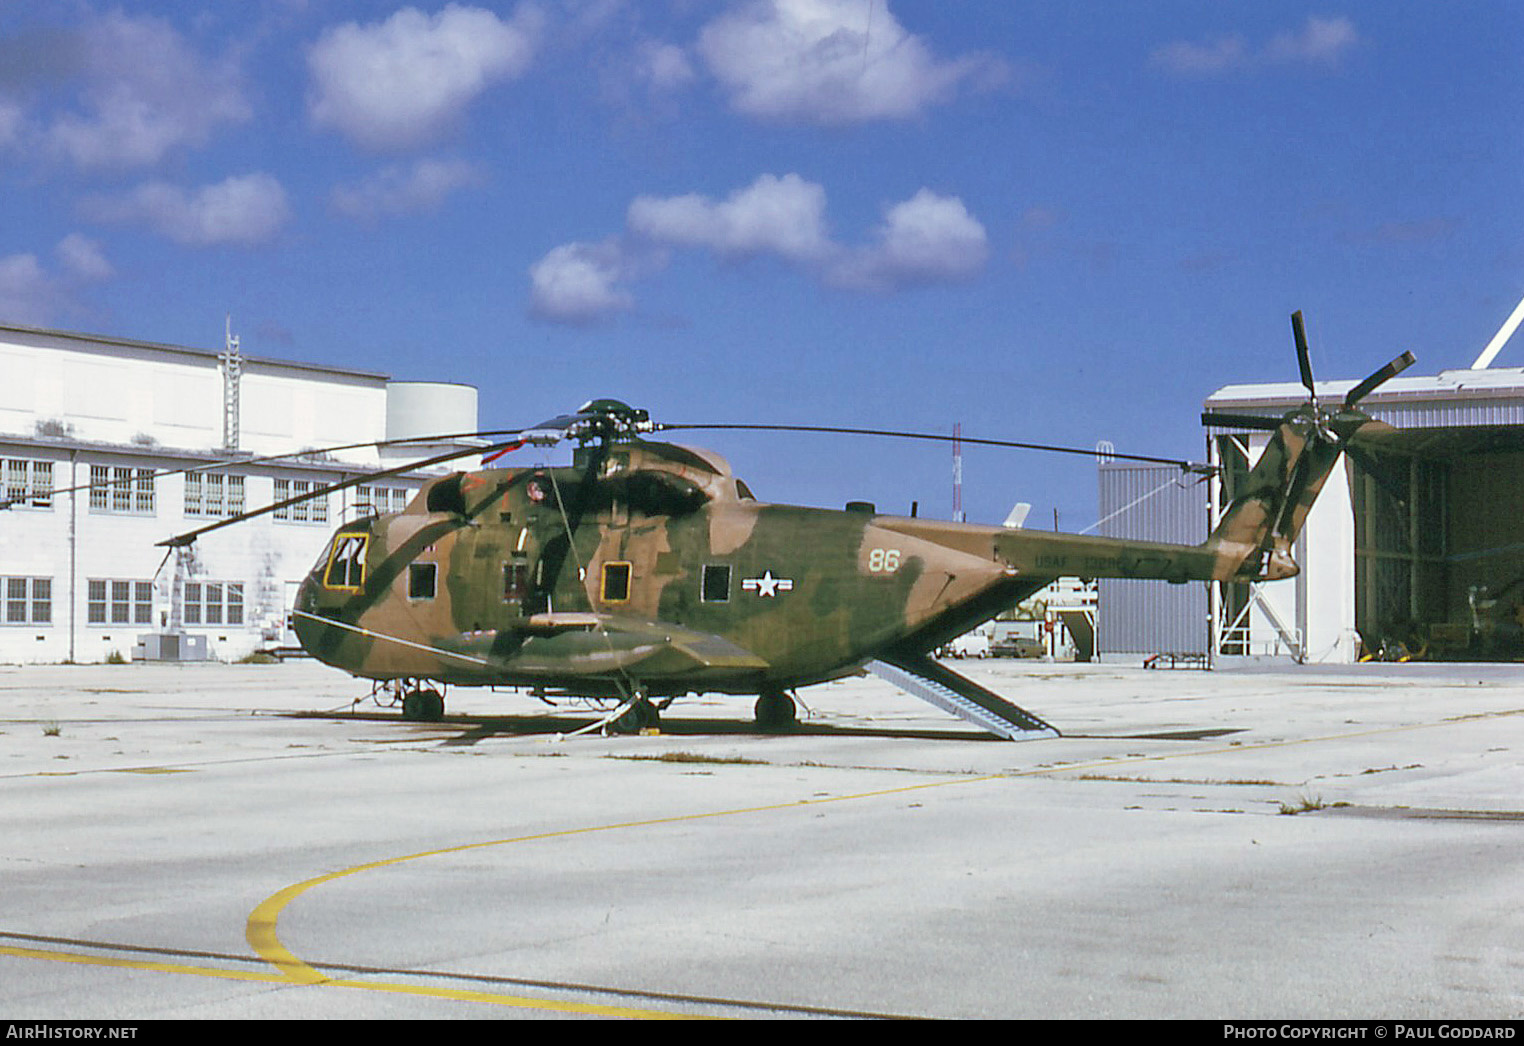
[1203,364,1524,664]
[1095,460,1208,663]
[0,322,478,664]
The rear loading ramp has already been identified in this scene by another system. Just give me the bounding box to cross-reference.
[867,651,1059,740]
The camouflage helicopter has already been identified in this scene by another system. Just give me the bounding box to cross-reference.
[160,313,1413,740]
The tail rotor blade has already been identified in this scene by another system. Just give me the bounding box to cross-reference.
[1291,310,1316,397]
[1344,351,1416,409]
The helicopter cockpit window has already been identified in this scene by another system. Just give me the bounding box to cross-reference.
[601,562,631,603]
[701,564,731,603]
[323,532,368,591]
[425,473,468,515]
[408,562,437,600]
[735,479,755,501]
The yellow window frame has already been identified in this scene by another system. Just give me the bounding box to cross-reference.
[600,561,632,603]
[323,532,369,592]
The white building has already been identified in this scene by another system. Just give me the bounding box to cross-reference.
[0,322,478,664]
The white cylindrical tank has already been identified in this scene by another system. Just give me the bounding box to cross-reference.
[385,381,478,441]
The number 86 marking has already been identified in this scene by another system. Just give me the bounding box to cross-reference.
[867,548,901,573]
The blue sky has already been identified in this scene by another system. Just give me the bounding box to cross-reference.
[2,1,1520,529]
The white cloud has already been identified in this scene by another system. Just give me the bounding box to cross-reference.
[1266,16,1359,67]
[827,189,989,291]
[628,173,832,262]
[1149,35,1248,77]
[42,11,250,168]
[0,254,58,326]
[0,236,118,325]
[531,174,989,324]
[696,0,997,125]
[85,173,291,247]
[528,239,638,325]
[54,233,113,281]
[1152,16,1358,77]
[635,40,696,92]
[308,4,541,151]
[331,157,483,220]
[0,98,22,148]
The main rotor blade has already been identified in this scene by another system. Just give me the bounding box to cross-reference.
[517,411,598,446]
[1343,351,1416,409]
[156,437,521,547]
[0,425,527,512]
[1200,411,1287,432]
[655,423,1214,472]
[1291,310,1316,397]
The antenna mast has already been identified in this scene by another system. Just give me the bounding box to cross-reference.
[221,314,242,452]
[1471,290,1524,369]
[952,422,965,522]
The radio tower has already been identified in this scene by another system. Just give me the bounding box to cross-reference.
[952,422,965,522]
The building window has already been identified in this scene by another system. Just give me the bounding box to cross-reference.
[88,579,153,625]
[184,472,246,518]
[89,466,155,515]
[274,478,329,523]
[408,562,437,600]
[4,578,51,624]
[184,582,244,627]
[357,485,410,515]
[701,564,731,603]
[3,458,53,509]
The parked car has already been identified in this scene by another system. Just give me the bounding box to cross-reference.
[990,635,1045,658]
[941,632,991,659]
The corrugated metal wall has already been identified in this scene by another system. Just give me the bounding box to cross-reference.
[1096,463,1209,656]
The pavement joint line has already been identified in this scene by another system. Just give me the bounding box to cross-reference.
[0,744,443,781]
[0,941,701,1020]
[0,942,297,987]
[0,930,908,1020]
[1016,704,1524,779]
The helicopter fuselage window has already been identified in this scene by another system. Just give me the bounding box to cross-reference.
[701,564,731,603]
[323,533,368,590]
[408,562,437,600]
[503,560,529,602]
[601,562,631,603]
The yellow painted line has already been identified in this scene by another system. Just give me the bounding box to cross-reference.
[249,707,1524,1011]
[13,706,1514,1016]
[0,940,693,1019]
[246,776,1000,1015]
[0,943,290,986]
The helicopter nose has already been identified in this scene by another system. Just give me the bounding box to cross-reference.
[295,569,318,609]
[290,571,320,634]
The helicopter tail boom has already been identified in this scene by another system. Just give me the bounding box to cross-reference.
[883,409,1345,586]
[1201,410,1340,583]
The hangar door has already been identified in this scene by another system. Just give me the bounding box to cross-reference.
[1350,429,1524,660]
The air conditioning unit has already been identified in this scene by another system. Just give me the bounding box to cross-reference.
[135,632,209,661]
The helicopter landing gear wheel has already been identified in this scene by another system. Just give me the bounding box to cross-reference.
[754,689,797,732]
[401,687,444,722]
[611,697,660,734]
